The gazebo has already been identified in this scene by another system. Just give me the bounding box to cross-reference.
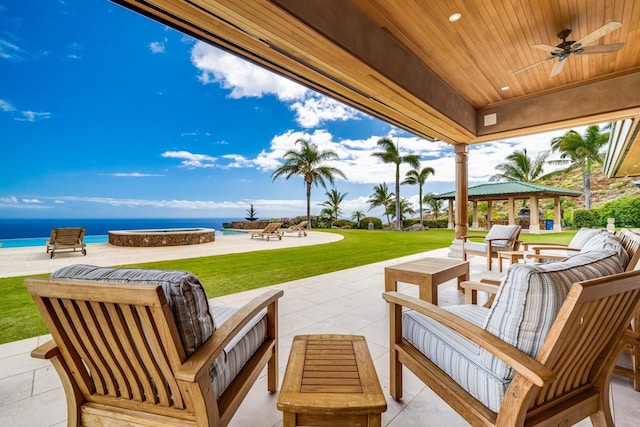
[433,181,582,233]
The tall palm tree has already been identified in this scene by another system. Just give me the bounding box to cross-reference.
[490,148,548,182]
[423,193,443,220]
[402,164,435,227]
[351,210,365,227]
[550,125,610,209]
[367,182,395,228]
[319,188,347,227]
[272,138,346,229]
[386,198,415,225]
[371,137,420,230]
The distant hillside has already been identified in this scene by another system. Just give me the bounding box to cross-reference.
[538,164,640,209]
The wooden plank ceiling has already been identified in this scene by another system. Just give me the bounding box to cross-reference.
[113,0,640,174]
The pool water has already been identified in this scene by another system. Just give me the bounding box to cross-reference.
[0,229,247,248]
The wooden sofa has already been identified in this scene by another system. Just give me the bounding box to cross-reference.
[27,265,282,426]
[385,249,639,426]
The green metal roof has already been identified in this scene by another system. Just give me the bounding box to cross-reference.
[433,181,582,200]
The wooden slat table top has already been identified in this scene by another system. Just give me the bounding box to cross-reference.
[277,334,387,414]
[385,257,468,275]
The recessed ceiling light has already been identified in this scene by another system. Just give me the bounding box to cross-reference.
[449,13,462,22]
[501,86,510,91]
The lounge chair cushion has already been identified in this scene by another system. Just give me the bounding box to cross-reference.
[481,250,624,379]
[579,233,629,269]
[463,224,520,253]
[569,227,605,249]
[208,305,268,398]
[402,304,508,412]
[51,265,215,356]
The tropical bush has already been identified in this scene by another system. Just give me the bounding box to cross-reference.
[332,219,356,228]
[358,217,383,229]
[597,195,640,227]
[424,219,448,228]
[573,209,601,228]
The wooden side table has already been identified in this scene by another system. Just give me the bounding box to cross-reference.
[497,250,526,272]
[384,257,469,304]
[277,335,387,427]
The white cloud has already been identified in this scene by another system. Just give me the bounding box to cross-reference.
[149,40,166,54]
[0,98,15,112]
[109,172,164,177]
[15,110,51,122]
[161,150,217,168]
[0,196,48,209]
[0,38,23,61]
[190,41,361,127]
[22,198,42,203]
[220,154,254,169]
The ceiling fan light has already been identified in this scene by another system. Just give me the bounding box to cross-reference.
[448,12,462,22]
[501,86,510,91]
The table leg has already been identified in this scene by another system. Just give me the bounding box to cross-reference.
[499,255,504,273]
[418,275,436,303]
[367,414,382,427]
[282,412,296,427]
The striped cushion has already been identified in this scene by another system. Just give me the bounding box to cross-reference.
[51,264,215,356]
[403,305,509,412]
[482,250,624,379]
[484,225,520,246]
[569,227,604,249]
[208,305,268,398]
[464,242,513,254]
[579,233,629,269]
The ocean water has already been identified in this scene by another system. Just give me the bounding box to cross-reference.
[0,218,242,248]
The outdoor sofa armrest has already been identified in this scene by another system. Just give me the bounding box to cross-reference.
[460,235,486,243]
[383,291,555,388]
[459,280,500,305]
[31,339,58,360]
[176,289,283,383]
[521,242,568,251]
[528,245,580,255]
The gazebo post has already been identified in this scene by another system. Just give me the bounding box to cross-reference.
[472,200,479,230]
[487,200,493,228]
[529,196,541,233]
[508,197,515,225]
[554,196,562,231]
[448,199,454,229]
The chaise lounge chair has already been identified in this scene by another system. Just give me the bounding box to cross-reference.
[249,222,282,240]
[281,220,308,237]
[45,227,87,258]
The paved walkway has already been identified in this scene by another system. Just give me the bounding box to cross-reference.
[0,233,637,426]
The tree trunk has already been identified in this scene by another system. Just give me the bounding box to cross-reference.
[418,186,423,227]
[584,172,591,210]
[395,164,401,230]
[306,182,312,229]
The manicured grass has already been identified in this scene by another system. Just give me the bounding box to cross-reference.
[0,228,575,344]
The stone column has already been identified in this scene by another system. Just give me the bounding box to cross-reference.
[529,196,540,233]
[508,197,515,225]
[448,199,454,229]
[454,144,468,240]
[487,200,493,229]
[472,200,479,229]
[554,197,562,231]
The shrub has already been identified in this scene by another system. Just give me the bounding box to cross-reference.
[333,219,356,228]
[358,217,383,229]
[573,209,601,228]
[402,218,419,228]
[597,195,640,227]
[424,219,448,228]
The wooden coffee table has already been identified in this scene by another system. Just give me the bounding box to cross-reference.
[385,257,469,304]
[277,334,387,427]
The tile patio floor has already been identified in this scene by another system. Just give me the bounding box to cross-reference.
[0,233,638,426]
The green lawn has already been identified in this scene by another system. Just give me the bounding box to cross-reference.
[0,228,575,344]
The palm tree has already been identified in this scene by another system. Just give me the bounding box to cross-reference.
[272,138,346,229]
[386,198,415,226]
[402,164,435,227]
[351,210,365,227]
[423,193,443,220]
[490,148,548,182]
[367,182,395,228]
[319,188,347,227]
[371,137,420,230]
[550,125,610,209]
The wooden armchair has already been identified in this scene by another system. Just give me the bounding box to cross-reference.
[462,224,521,270]
[385,250,636,426]
[27,269,282,427]
[523,227,602,263]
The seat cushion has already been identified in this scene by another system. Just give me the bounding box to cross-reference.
[208,305,268,398]
[482,250,624,379]
[51,264,215,356]
[403,304,508,412]
[569,227,604,249]
[579,233,629,269]
[484,225,520,245]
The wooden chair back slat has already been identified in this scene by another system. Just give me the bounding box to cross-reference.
[530,272,640,411]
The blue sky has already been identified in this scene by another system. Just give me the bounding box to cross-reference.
[0,1,581,220]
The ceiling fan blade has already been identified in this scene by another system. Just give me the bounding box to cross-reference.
[511,56,555,76]
[533,44,561,53]
[549,58,566,77]
[577,42,625,54]
[575,21,622,46]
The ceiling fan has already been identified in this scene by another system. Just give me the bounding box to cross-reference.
[512,21,624,77]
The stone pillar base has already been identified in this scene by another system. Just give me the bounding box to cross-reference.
[553,224,562,232]
[448,238,464,259]
[529,224,541,234]
[448,222,454,230]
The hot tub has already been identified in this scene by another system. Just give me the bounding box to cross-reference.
[108,228,215,247]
